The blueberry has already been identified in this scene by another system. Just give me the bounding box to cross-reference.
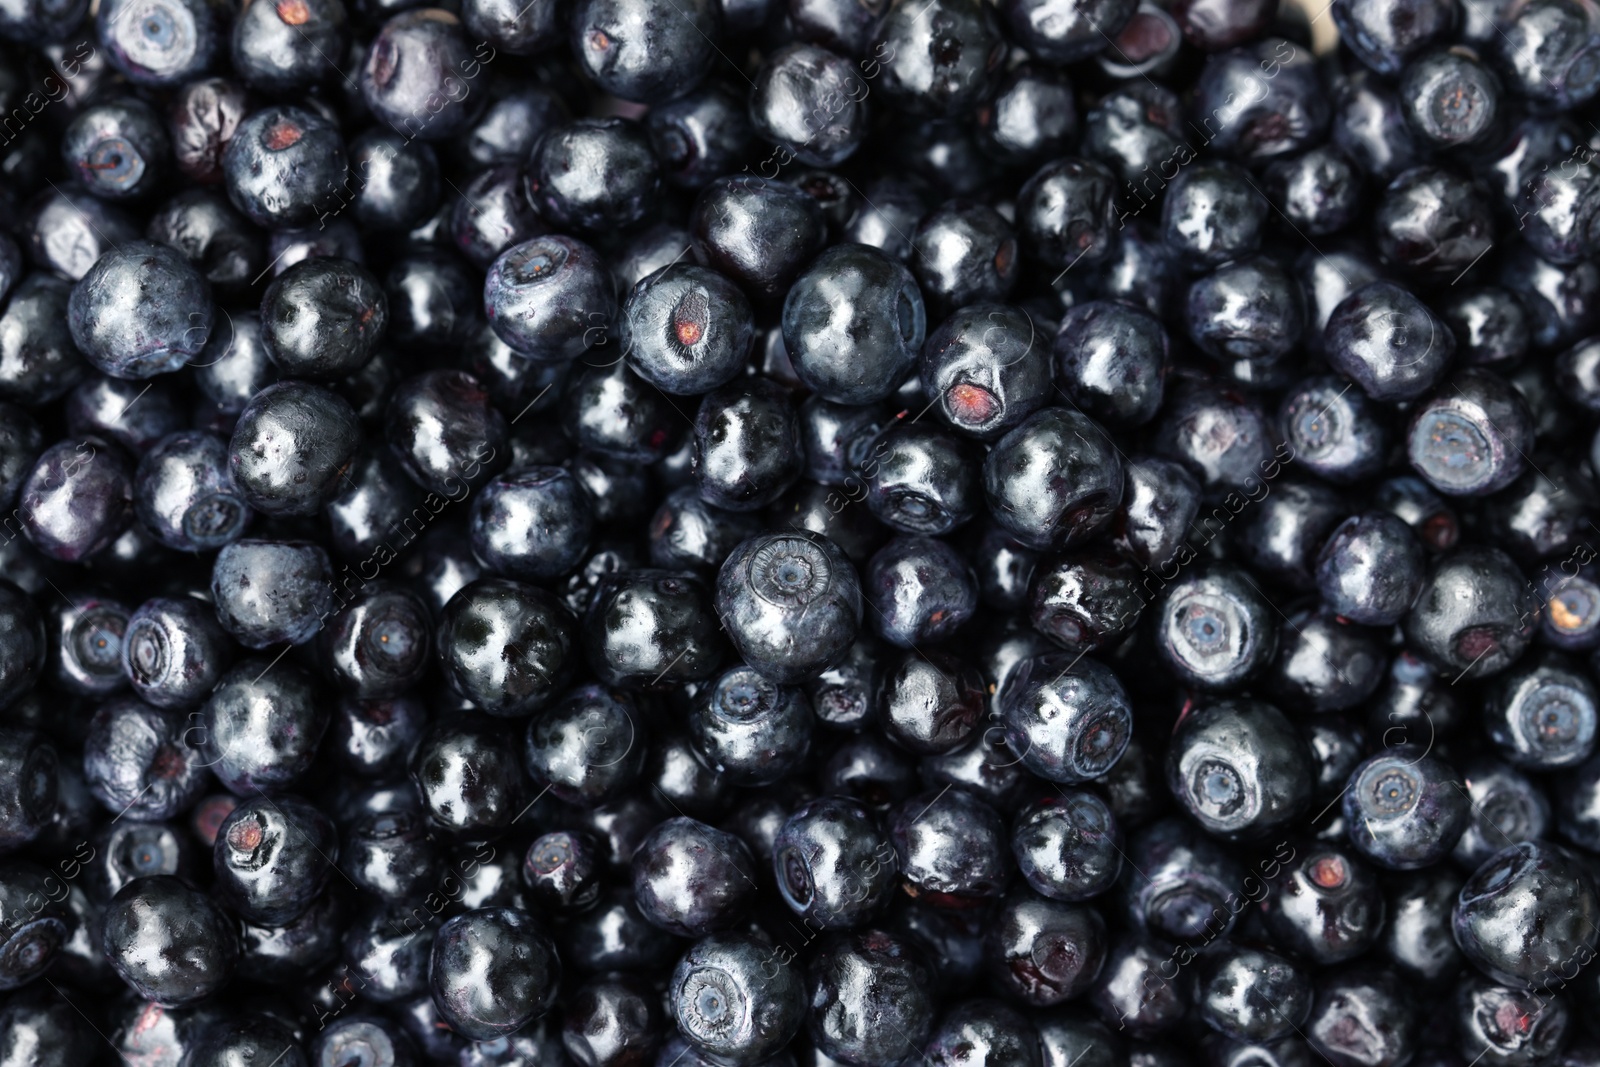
[200,658,327,795]
[386,370,507,496]
[67,241,213,382]
[1342,752,1471,870]
[985,890,1106,1006]
[210,539,335,648]
[583,569,725,690]
[1185,255,1306,377]
[523,830,603,914]
[102,875,239,1005]
[1016,158,1120,271]
[438,578,577,716]
[1262,146,1365,236]
[97,0,218,86]
[1306,969,1418,1067]
[1316,511,1426,627]
[230,0,346,92]
[1268,608,1385,713]
[484,237,615,363]
[461,0,562,53]
[623,264,754,396]
[807,931,934,1064]
[880,649,984,755]
[1382,867,1465,984]
[865,534,977,647]
[999,0,1135,62]
[689,665,812,785]
[1155,566,1277,691]
[313,1015,420,1067]
[214,793,336,926]
[872,0,1001,115]
[984,408,1124,552]
[783,244,925,406]
[429,907,560,1040]
[230,380,362,517]
[1192,38,1330,163]
[1261,845,1386,964]
[922,999,1041,1067]
[671,933,804,1065]
[1198,945,1312,1042]
[1054,301,1168,430]
[412,720,527,836]
[690,177,826,304]
[122,595,231,709]
[1168,699,1313,840]
[693,377,804,511]
[571,0,720,102]
[321,585,432,699]
[1277,375,1388,485]
[563,974,664,1067]
[471,467,593,581]
[632,816,757,937]
[261,258,387,380]
[1376,166,1494,278]
[1408,369,1534,498]
[167,77,248,184]
[978,65,1078,165]
[63,97,169,200]
[527,118,661,233]
[891,787,1011,905]
[1405,546,1535,680]
[715,532,860,684]
[0,861,72,989]
[17,437,132,562]
[1400,49,1502,148]
[922,304,1052,440]
[1482,652,1599,770]
[222,105,348,229]
[750,44,869,168]
[1453,974,1570,1066]
[83,695,206,821]
[360,10,485,141]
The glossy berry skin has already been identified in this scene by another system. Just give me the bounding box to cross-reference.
[562,974,664,1067]
[387,370,506,496]
[583,570,725,689]
[689,665,813,785]
[1342,752,1471,870]
[524,831,603,913]
[483,236,614,363]
[1185,256,1306,376]
[1261,845,1386,965]
[648,84,755,191]
[1453,974,1569,1066]
[329,695,426,779]
[783,244,925,406]
[984,890,1106,1006]
[922,305,1051,440]
[978,66,1078,165]
[361,10,484,141]
[632,817,758,937]
[911,201,1017,315]
[1161,162,1266,269]
[413,721,527,836]
[0,731,55,846]
[690,177,826,304]
[1315,511,1426,627]
[97,0,218,86]
[1269,608,1384,714]
[872,0,1002,115]
[1400,49,1502,148]
[865,534,977,647]
[222,105,347,229]
[213,793,336,926]
[134,431,251,552]
[572,0,719,102]
[528,119,661,233]
[878,649,981,755]
[750,44,868,168]
[998,653,1131,786]
[1114,456,1201,571]
[862,424,980,536]
[351,130,440,235]
[1054,302,1167,430]
[1277,376,1387,485]
[808,931,935,1065]
[1450,758,1548,871]
[1408,370,1533,498]
[1323,281,1454,403]
[622,264,753,397]
[1011,792,1120,903]
[715,532,860,684]
[890,787,1011,906]
[63,98,169,201]
[1404,547,1535,681]
[1442,287,1529,367]
[773,796,896,928]
[1263,146,1364,236]
[322,586,432,699]
[82,696,207,821]
[983,408,1123,552]
[564,363,682,465]
[523,683,645,806]
[471,467,593,582]
[122,595,230,709]
[1155,566,1277,692]
[102,875,239,1007]
[670,932,805,1066]
[1333,0,1455,74]
[68,376,183,457]
[1016,158,1119,270]
[211,540,334,648]
[1481,653,1598,771]
[260,258,386,380]
[231,0,345,91]
[438,578,576,717]
[68,241,212,381]
[1454,840,1600,990]
[429,908,560,1041]
[693,378,804,512]
[1192,38,1330,163]
[1306,969,1418,1067]
[17,438,131,562]
[200,659,326,795]
[1167,699,1313,841]
[46,593,128,698]
[921,999,1040,1067]
[1376,167,1493,278]
[1197,946,1310,1043]
[229,381,361,517]
[1000,0,1136,62]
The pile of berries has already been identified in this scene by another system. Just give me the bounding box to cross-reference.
[5,0,1600,1062]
